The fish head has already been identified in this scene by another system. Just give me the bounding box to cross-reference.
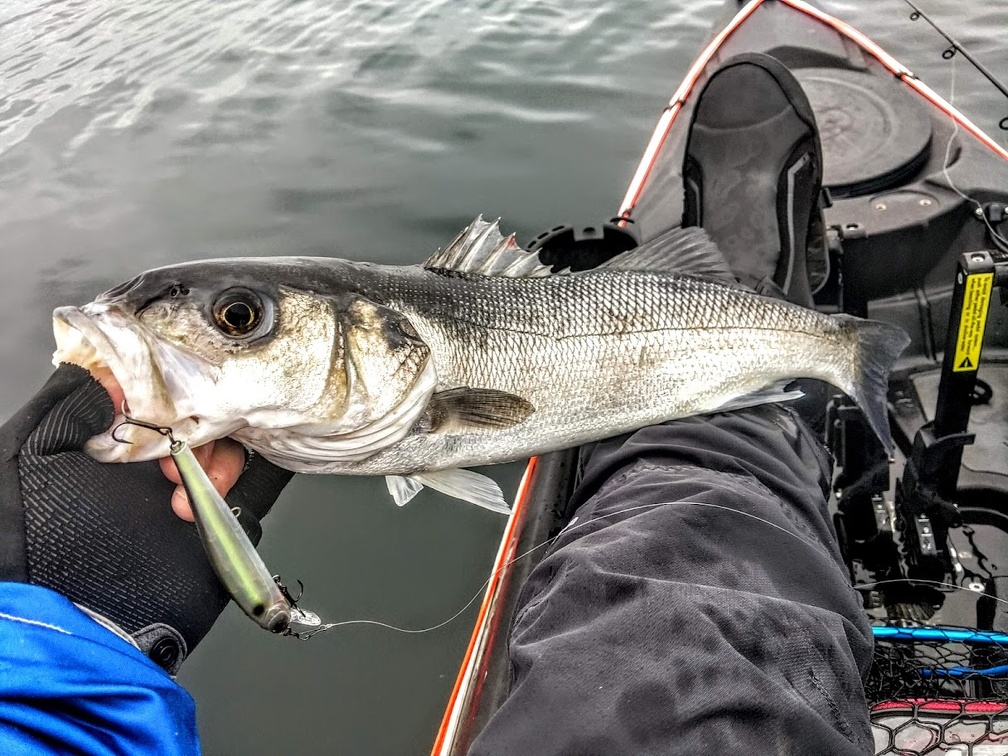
[52,258,436,466]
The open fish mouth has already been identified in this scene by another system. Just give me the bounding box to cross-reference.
[52,304,182,461]
[54,305,130,381]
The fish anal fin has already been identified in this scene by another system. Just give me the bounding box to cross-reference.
[428,387,534,431]
[712,382,804,414]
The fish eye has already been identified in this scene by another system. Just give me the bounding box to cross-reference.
[211,288,270,339]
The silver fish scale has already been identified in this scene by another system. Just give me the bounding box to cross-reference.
[426,270,825,337]
[340,267,851,475]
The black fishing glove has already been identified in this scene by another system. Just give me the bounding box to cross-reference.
[0,363,294,674]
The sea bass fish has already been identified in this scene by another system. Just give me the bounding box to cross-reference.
[52,218,909,514]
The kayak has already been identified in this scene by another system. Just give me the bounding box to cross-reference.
[432,1,1008,753]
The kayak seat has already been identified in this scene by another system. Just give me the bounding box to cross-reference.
[683,53,828,307]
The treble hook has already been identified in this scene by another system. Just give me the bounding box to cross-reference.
[275,576,305,607]
[111,404,176,444]
[275,577,317,639]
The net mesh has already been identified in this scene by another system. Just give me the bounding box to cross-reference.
[869,627,1008,755]
[872,700,1008,755]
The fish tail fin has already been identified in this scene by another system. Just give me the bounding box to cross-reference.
[835,314,911,453]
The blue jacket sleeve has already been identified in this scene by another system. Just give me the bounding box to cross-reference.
[0,583,200,755]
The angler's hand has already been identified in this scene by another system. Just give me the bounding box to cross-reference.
[0,363,294,673]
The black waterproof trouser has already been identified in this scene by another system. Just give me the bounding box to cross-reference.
[470,407,874,755]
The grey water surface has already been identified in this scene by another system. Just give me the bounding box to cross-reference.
[1,0,1006,753]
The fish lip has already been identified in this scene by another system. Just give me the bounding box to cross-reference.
[52,305,132,396]
[51,304,173,460]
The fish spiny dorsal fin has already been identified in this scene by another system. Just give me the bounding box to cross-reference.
[597,226,737,285]
[423,216,552,278]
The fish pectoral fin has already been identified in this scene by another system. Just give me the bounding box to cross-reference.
[412,469,510,515]
[428,387,534,431]
[386,475,425,506]
[712,381,805,414]
[598,226,736,285]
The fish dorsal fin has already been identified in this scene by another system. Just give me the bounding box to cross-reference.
[424,216,552,278]
[597,226,736,285]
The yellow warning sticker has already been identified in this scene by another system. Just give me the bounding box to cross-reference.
[952,272,994,372]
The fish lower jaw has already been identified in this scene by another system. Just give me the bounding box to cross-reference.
[86,413,226,463]
[84,430,171,463]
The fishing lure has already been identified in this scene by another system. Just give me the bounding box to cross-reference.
[170,436,294,633]
[114,415,297,634]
